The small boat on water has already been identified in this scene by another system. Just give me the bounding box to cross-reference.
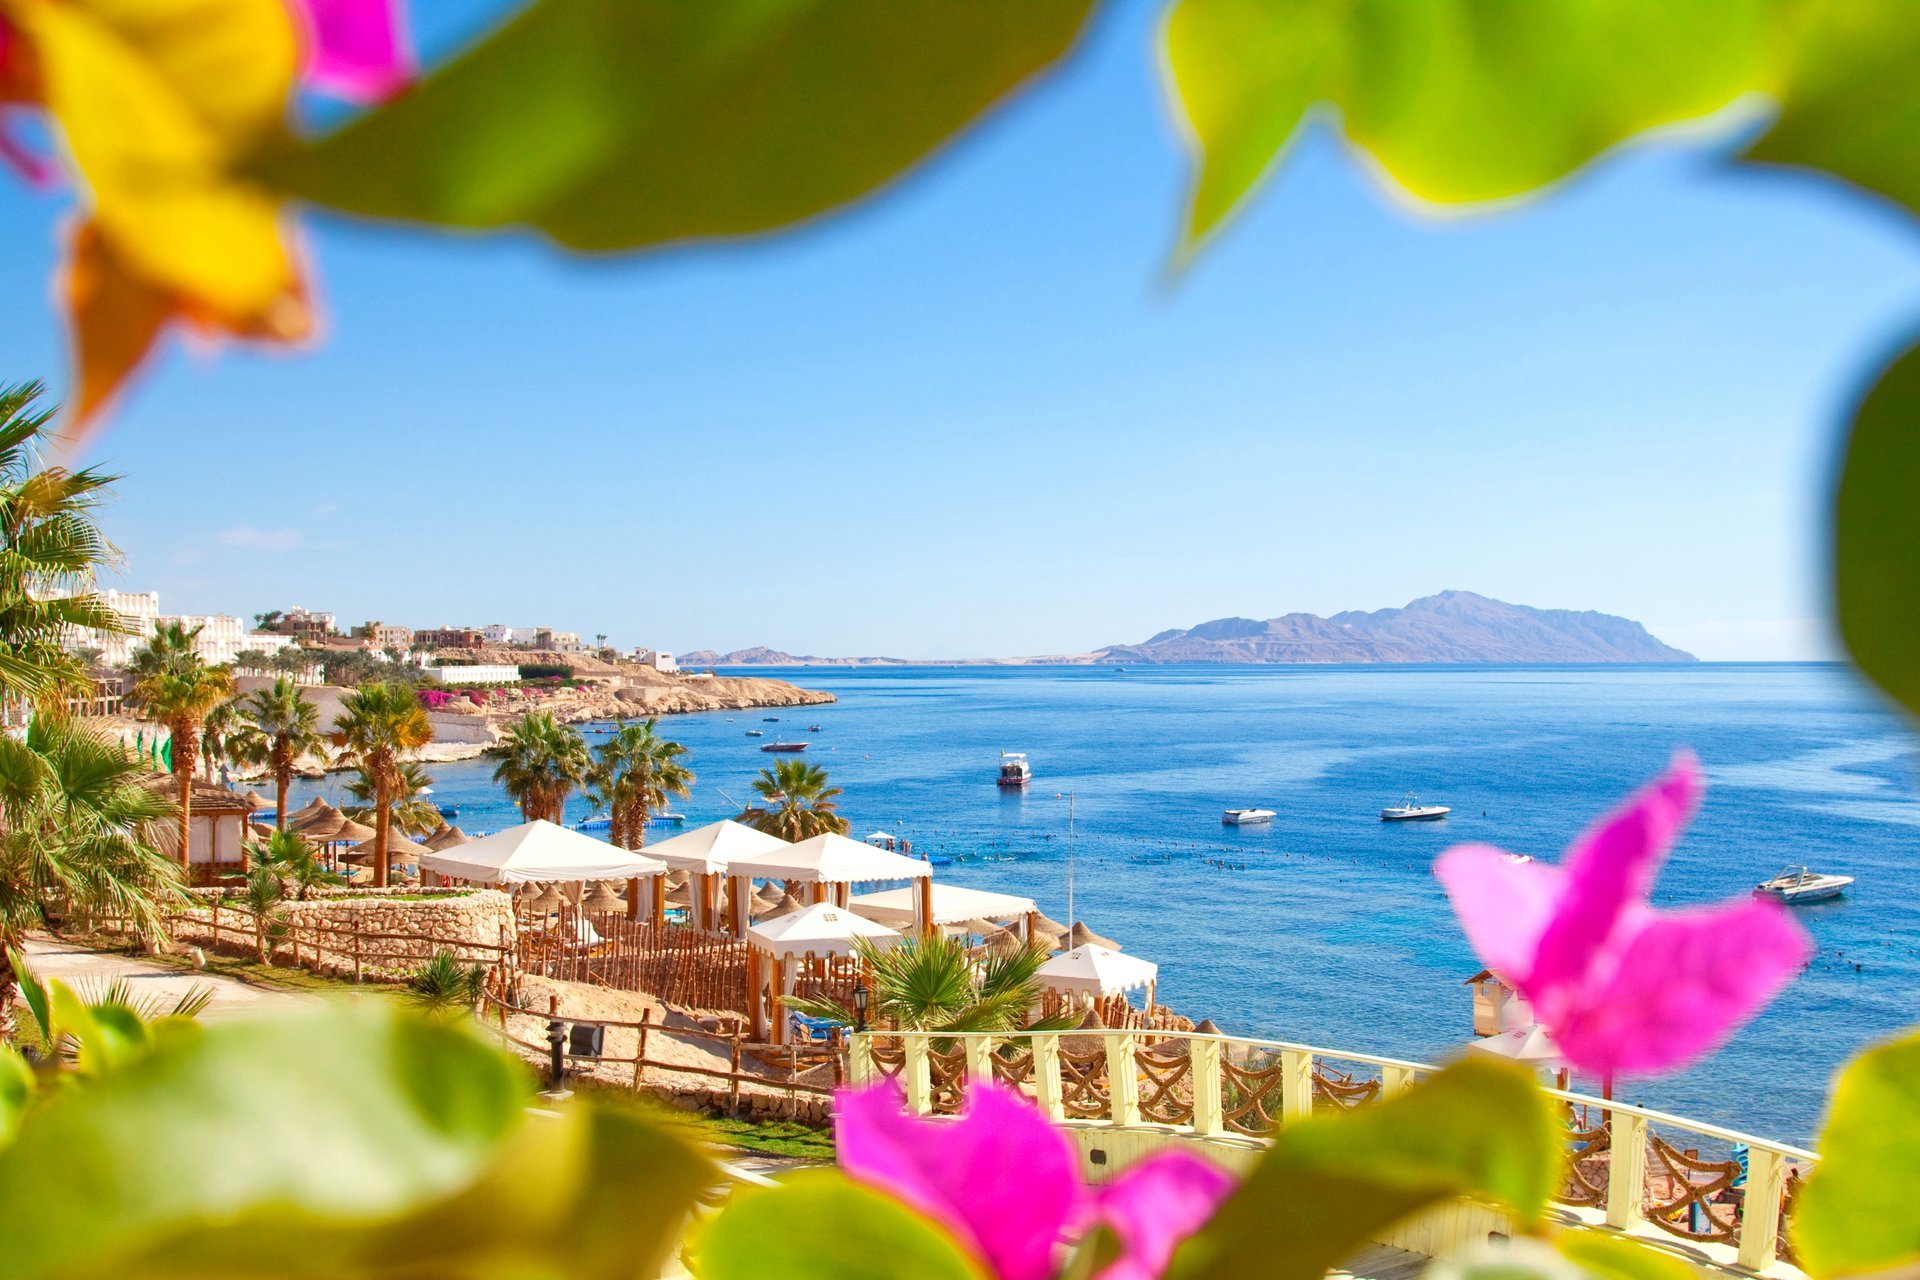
[762,717,780,722]
[435,803,459,821]
[576,815,611,832]
[1504,853,1533,865]
[648,811,686,826]
[1223,808,1275,825]
[745,729,764,737]
[761,741,809,753]
[1754,866,1854,904]
[807,724,823,732]
[1381,796,1450,822]
[998,752,1031,788]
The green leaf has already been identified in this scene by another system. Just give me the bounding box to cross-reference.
[1556,1232,1697,1280]
[255,0,1096,251]
[8,948,52,1045]
[1832,338,1920,719]
[0,1051,33,1148]
[1791,1028,1920,1278]
[1167,1059,1560,1280]
[1161,0,1780,257]
[1745,1,1920,218]
[697,1168,989,1280]
[0,1004,529,1278]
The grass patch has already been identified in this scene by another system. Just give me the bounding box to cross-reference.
[565,1077,835,1161]
[135,945,403,998]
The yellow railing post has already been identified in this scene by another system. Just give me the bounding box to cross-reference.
[1382,1065,1418,1097]
[965,1034,994,1091]
[1032,1032,1065,1122]
[1190,1038,1222,1136]
[848,1032,874,1086]
[904,1035,933,1115]
[1606,1111,1648,1230]
[1280,1050,1315,1126]
[1738,1146,1787,1271]
[1107,1032,1140,1126]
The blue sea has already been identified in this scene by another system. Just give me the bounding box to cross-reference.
[281,663,1920,1145]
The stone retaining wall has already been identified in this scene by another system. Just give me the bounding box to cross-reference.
[174,888,516,980]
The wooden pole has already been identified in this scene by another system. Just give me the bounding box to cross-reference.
[914,875,935,941]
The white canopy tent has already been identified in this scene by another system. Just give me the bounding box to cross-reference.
[1468,1024,1562,1065]
[1037,945,1159,1007]
[727,832,934,937]
[850,883,1037,932]
[419,819,666,885]
[746,903,902,1045]
[748,902,903,958]
[642,820,791,929]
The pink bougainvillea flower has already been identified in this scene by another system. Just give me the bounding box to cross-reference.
[1435,750,1812,1078]
[837,1080,1235,1280]
[288,0,412,102]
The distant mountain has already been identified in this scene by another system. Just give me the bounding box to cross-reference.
[1095,591,1695,664]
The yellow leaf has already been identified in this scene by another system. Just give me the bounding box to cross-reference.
[13,0,302,315]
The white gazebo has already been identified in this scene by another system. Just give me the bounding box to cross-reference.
[419,819,667,918]
[745,903,903,1043]
[1037,945,1159,1009]
[727,832,935,938]
[643,820,791,931]
[850,883,1037,937]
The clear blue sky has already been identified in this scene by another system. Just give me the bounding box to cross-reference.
[5,1,1919,660]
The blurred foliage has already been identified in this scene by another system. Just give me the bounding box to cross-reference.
[1792,1028,1920,1278]
[253,0,1097,250]
[0,1002,713,1280]
[697,1169,989,1280]
[1166,1059,1557,1280]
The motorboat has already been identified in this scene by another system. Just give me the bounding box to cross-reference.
[761,741,809,753]
[1223,808,1275,825]
[1381,796,1450,822]
[1504,853,1533,865]
[435,803,459,821]
[647,811,686,826]
[745,729,764,737]
[762,717,780,722]
[807,724,824,732]
[1754,866,1854,904]
[997,752,1031,788]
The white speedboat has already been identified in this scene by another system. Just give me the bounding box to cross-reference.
[1381,795,1450,822]
[998,752,1032,788]
[1223,808,1275,825]
[1754,866,1854,904]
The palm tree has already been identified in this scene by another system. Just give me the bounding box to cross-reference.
[0,718,180,1039]
[125,622,234,872]
[406,947,489,1017]
[8,945,210,1067]
[227,677,324,830]
[332,682,432,888]
[740,759,849,841]
[240,862,285,963]
[248,828,341,900]
[198,694,242,782]
[586,718,693,850]
[343,758,439,836]
[491,711,590,823]
[784,935,1071,1035]
[0,380,131,719]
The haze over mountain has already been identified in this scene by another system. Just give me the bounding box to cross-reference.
[686,592,1696,666]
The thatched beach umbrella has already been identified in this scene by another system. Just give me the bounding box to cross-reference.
[1030,911,1070,935]
[1063,1006,1108,1055]
[242,789,273,810]
[1028,927,1065,953]
[664,883,693,907]
[1070,921,1121,951]
[984,929,1029,958]
[424,825,469,851]
[288,800,342,833]
[584,879,626,913]
[332,817,378,844]
[665,870,689,890]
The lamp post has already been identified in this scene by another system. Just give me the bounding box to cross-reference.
[852,982,869,1033]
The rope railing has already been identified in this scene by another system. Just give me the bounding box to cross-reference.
[853,1028,1813,1273]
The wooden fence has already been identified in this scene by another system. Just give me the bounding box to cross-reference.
[482,990,846,1117]
[514,905,750,1015]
